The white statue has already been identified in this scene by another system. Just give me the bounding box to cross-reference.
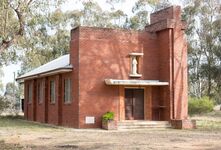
[131,56,138,75]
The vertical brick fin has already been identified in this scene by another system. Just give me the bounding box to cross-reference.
[172,22,188,120]
[58,74,63,125]
[70,27,80,128]
[152,5,188,120]
[33,79,37,121]
[24,83,27,119]
[150,6,181,24]
[44,77,48,123]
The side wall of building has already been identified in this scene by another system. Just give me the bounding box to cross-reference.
[24,72,78,127]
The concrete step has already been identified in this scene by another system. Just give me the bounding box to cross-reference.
[118,121,171,129]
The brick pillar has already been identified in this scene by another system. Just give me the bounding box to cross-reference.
[44,77,48,123]
[146,6,188,120]
[24,83,28,119]
[33,79,37,121]
[70,27,80,128]
[58,74,63,125]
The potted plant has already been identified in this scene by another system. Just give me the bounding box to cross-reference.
[102,111,117,130]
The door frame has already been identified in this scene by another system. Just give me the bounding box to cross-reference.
[119,86,152,121]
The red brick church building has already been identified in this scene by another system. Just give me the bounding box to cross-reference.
[18,6,194,129]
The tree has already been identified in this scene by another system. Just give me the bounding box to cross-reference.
[128,0,171,30]
[19,0,128,72]
[183,0,221,102]
[0,68,3,93]
[0,0,64,65]
[0,96,9,115]
[4,82,19,114]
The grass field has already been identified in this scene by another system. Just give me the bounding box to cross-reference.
[0,112,221,150]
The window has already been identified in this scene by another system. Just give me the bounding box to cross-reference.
[50,80,55,103]
[28,83,32,103]
[64,78,71,103]
[37,81,44,103]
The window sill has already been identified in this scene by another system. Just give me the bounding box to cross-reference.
[129,74,142,78]
[64,102,72,105]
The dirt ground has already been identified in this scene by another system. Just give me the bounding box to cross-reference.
[0,113,221,150]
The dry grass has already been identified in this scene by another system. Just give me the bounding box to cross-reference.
[0,112,221,150]
[191,111,221,130]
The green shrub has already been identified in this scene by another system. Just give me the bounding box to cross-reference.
[102,111,114,122]
[0,96,10,114]
[188,96,214,115]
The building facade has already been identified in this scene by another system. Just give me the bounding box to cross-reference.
[18,6,192,129]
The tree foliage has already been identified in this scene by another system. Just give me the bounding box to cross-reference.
[0,96,10,114]
[183,0,221,102]
[0,68,3,93]
[0,0,64,65]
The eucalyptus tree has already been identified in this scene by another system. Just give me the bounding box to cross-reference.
[183,0,221,101]
[0,0,64,58]
[127,0,172,30]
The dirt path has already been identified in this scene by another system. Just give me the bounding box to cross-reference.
[1,127,221,150]
[0,113,221,150]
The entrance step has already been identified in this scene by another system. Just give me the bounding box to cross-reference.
[118,121,171,129]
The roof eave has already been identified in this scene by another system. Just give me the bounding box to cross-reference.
[16,67,73,82]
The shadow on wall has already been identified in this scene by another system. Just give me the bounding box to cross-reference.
[77,27,158,125]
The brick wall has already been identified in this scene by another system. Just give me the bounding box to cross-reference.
[76,27,160,128]
[70,27,80,128]
[147,6,188,120]
[47,75,59,125]
[24,80,34,121]
[61,72,77,127]
[35,78,45,123]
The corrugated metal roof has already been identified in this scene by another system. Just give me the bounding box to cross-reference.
[17,54,72,80]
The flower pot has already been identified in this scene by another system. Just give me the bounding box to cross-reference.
[102,120,117,130]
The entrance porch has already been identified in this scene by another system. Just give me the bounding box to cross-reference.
[105,79,170,122]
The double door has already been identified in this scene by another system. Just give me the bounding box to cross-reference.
[125,89,144,120]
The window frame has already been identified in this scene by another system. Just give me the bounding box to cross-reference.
[64,78,72,104]
[50,80,56,104]
[28,83,32,103]
[37,81,44,104]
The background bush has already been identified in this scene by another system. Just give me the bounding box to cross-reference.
[0,96,10,114]
[188,96,214,115]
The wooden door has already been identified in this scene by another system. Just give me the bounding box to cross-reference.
[125,89,144,120]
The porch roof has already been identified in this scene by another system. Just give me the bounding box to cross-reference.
[104,79,169,86]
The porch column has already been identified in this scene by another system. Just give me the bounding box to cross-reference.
[119,86,125,121]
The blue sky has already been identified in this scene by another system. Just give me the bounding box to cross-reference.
[1,0,182,92]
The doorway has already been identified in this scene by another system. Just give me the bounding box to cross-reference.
[125,88,144,120]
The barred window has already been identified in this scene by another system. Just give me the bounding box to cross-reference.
[64,78,71,103]
[50,80,55,103]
